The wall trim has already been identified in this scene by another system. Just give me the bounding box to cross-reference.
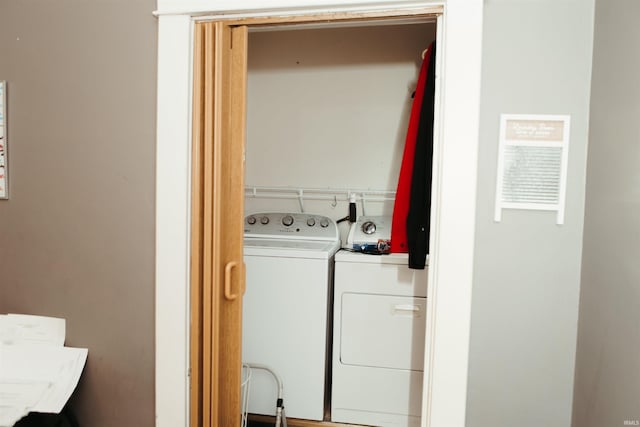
[155,2,483,426]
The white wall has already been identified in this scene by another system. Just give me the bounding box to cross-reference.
[466,2,595,427]
[572,1,640,425]
[245,23,436,223]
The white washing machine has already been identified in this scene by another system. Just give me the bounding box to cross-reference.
[243,212,340,421]
[332,218,428,427]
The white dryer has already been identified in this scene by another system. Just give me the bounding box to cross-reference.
[243,212,340,421]
[332,218,428,427]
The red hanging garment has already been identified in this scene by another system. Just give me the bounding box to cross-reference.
[390,44,433,254]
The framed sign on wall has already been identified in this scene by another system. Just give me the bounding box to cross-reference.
[0,80,6,199]
[494,114,571,225]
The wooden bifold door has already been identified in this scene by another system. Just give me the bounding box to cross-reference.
[189,7,444,427]
[190,21,248,427]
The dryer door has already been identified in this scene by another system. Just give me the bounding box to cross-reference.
[340,293,426,371]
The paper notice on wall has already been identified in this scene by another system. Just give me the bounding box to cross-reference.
[494,114,570,224]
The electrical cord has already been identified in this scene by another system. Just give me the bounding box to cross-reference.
[335,215,350,224]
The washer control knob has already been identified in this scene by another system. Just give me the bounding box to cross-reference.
[260,216,270,225]
[362,221,377,235]
[306,217,316,227]
[320,218,330,228]
[282,215,294,227]
[246,216,256,225]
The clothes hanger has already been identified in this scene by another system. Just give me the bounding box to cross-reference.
[421,48,428,59]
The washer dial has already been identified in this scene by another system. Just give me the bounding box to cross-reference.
[361,221,377,235]
[282,215,294,227]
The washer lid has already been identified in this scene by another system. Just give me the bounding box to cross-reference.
[244,238,340,259]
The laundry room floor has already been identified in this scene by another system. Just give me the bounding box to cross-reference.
[247,415,371,427]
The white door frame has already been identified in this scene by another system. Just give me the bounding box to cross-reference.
[154,2,483,426]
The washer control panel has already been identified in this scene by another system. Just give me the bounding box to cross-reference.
[244,212,339,241]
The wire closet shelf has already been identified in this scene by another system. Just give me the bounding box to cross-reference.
[244,186,396,214]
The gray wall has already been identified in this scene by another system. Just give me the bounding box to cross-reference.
[572,1,640,425]
[0,1,157,426]
[467,1,594,426]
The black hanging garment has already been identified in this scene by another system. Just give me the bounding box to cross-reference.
[406,43,436,270]
[390,43,432,254]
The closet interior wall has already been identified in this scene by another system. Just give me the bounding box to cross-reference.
[245,22,436,236]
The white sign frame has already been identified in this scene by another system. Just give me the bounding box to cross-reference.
[494,114,571,224]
